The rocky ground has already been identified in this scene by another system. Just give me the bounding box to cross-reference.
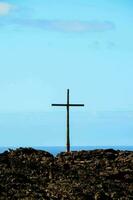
[0,148,133,200]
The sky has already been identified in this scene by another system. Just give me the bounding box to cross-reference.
[0,0,133,146]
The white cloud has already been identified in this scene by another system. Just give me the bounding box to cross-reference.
[0,2,14,15]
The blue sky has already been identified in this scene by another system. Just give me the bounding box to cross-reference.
[0,0,133,146]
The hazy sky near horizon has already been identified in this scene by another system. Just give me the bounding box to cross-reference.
[0,0,133,146]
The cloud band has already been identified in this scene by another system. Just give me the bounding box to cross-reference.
[12,19,115,32]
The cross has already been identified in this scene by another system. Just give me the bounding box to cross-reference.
[51,89,84,152]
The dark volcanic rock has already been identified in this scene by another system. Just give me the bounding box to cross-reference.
[0,148,54,199]
[0,148,133,199]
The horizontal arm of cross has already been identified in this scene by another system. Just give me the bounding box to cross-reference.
[51,104,84,107]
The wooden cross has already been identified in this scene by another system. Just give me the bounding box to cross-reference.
[51,89,84,152]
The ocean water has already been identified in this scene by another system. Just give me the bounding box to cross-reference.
[0,146,133,156]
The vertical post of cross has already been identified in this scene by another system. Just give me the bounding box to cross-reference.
[67,89,70,152]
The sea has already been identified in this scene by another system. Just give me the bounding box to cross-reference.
[0,146,133,156]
